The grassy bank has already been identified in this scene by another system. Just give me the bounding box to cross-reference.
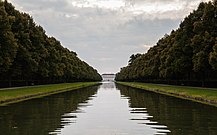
[117,82,217,107]
[0,82,100,106]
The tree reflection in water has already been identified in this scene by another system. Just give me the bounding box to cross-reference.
[0,85,99,135]
[116,84,217,135]
[1,83,217,135]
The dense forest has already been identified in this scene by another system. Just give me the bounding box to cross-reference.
[116,1,217,87]
[0,0,102,87]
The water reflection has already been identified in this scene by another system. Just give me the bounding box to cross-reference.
[100,81,116,89]
[1,83,217,135]
[118,86,170,135]
[58,82,163,135]
[116,84,217,135]
[129,107,170,135]
[0,86,99,135]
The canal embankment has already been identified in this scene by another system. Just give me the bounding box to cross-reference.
[0,82,100,106]
[116,82,217,107]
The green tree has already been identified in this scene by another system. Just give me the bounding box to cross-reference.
[0,1,17,74]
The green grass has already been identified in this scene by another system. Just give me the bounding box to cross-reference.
[117,82,217,107]
[0,82,100,105]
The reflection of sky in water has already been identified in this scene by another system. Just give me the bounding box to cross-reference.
[100,81,116,89]
[1,82,217,135]
[128,107,170,135]
[54,82,170,135]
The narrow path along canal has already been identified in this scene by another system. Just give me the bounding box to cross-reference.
[0,82,217,135]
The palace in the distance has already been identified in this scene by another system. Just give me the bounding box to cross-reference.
[101,74,115,81]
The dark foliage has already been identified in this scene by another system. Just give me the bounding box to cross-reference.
[0,0,102,87]
[115,1,217,87]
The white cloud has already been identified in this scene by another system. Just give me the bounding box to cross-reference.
[71,0,126,9]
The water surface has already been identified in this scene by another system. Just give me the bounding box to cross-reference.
[0,82,217,135]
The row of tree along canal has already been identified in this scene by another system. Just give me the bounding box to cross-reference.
[0,1,102,88]
[116,1,217,87]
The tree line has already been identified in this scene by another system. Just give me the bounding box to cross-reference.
[115,1,217,87]
[0,0,102,87]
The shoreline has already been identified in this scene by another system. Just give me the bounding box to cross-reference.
[0,82,101,106]
[116,82,217,107]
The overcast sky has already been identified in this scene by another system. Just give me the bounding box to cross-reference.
[8,0,210,74]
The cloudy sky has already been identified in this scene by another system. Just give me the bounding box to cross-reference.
[8,0,210,74]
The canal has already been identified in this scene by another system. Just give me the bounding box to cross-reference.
[0,82,217,135]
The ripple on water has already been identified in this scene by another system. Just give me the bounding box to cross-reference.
[129,107,171,135]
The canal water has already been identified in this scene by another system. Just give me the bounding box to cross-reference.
[0,82,217,135]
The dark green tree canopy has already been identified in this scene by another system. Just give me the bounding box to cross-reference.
[116,0,217,87]
[0,0,102,87]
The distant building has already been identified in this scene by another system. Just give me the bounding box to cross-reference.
[101,74,115,81]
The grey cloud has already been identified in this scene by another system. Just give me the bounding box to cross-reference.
[125,0,205,4]
[11,0,68,10]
